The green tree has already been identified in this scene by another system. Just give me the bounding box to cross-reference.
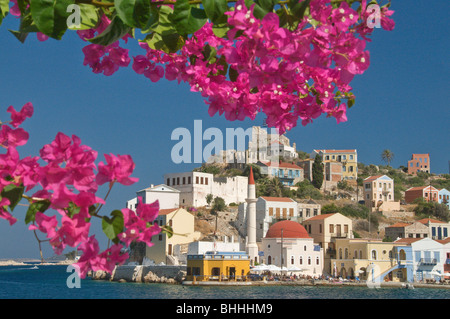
[381,149,395,167]
[206,193,214,206]
[296,180,323,200]
[266,177,284,197]
[242,164,262,180]
[211,196,226,236]
[414,202,449,222]
[312,154,323,189]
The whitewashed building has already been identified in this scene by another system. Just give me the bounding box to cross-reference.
[164,171,248,207]
[237,196,298,242]
[126,184,180,210]
[261,220,323,277]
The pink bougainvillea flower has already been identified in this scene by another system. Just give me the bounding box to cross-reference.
[96,153,138,186]
[7,102,34,128]
[0,198,16,225]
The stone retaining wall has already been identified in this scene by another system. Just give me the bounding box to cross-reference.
[91,265,187,284]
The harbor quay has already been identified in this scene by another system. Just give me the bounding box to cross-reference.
[92,264,450,290]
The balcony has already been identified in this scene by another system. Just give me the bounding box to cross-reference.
[330,232,348,238]
[419,258,437,265]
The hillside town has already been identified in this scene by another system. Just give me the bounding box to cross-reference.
[122,126,450,286]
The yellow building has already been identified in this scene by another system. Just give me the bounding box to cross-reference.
[145,208,201,264]
[186,252,250,281]
[331,238,402,282]
[312,149,358,181]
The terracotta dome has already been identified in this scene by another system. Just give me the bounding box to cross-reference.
[265,220,310,239]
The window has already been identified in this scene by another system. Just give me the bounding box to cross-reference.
[344,248,349,259]
[319,224,322,233]
[205,178,208,185]
[167,178,170,186]
[339,248,343,259]
[177,177,180,185]
[299,209,303,217]
[349,166,353,172]
[188,176,191,184]
[308,256,311,265]
[316,257,320,265]
[291,256,295,265]
[344,225,348,234]
[330,224,334,233]
[350,155,354,160]
[282,208,287,219]
[371,250,377,260]
[289,208,294,217]
[182,177,185,184]
[196,176,199,184]
[299,256,303,265]
[354,250,358,259]
[276,208,280,218]
[304,245,307,251]
[269,207,274,216]
[200,177,204,184]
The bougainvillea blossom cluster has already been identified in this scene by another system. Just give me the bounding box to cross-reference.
[77,0,394,133]
[0,102,161,278]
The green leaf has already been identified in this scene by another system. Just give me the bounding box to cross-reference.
[102,210,124,244]
[8,29,29,43]
[288,0,311,20]
[115,0,152,28]
[1,184,24,212]
[169,0,207,36]
[25,200,51,224]
[0,0,9,27]
[89,15,132,46]
[229,67,239,82]
[162,225,174,238]
[30,0,75,39]
[212,22,229,38]
[202,0,228,25]
[67,4,99,30]
[66,202,81,218]
[255,0,278,14]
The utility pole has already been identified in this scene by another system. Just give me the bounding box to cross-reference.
[280,228,284,271]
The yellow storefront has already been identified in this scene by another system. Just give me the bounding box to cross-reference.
[186,252,250,281]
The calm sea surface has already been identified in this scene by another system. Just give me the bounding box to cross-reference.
[1,264,450,299]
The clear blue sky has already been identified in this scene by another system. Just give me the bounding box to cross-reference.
[0,1,448,259]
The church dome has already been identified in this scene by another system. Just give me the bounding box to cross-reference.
[265,220,310,239]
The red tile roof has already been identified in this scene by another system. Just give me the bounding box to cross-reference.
[306,213,336,221]
[259,161,302,169]
[363,175,385,182]
[417,218,445,224]
[158,208,180,215]
[394,238,423,244]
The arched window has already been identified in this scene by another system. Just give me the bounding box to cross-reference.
[291,256,295,265]
[268,256,272,265]
[359,250,363,259]
[308,256,311,265]
[354,250,358,259]
[316,256,320,265]
[371,250,377,260]
[339,248,343,259]
[299,256,303,265]
[344,248,349,259]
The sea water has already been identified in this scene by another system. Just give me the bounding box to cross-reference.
[1,264,449,299]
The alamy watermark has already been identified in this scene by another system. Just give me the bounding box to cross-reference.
[170,120,282,165]
[66,264,81,288]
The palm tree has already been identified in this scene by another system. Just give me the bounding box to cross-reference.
[381,149,395,167]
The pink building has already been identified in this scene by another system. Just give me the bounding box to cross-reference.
[407,154,430,175]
